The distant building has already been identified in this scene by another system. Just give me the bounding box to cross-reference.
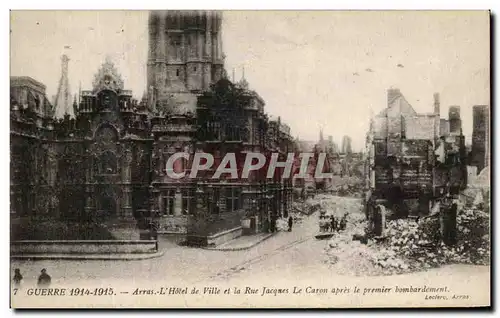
[366,88,467,216]
[470,105,490,173]
[340,135,352,154]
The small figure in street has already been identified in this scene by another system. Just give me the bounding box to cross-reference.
[330,216,337,232]
[288,216,293,232]
[339,214,348,231]
[319,215,327,232]
[37,269,51,288]
[13,268,23,288]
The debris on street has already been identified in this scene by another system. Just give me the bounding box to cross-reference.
[322,194,490,276]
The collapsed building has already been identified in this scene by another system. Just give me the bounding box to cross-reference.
[365,88,468,224]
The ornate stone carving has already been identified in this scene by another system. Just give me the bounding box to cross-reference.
[166,145,175,154]
[92,56,124,94]
[122,148,133,164]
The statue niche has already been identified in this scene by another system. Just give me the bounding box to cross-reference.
[97,90,118,112]
[98,151,118,175]
[93,125,119,176]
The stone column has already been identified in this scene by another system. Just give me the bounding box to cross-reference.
[150,186,160,217]
[121,187,133,219]
[156,12,167,86]
[121,148,133,219]
[84,185,94,220]
[122,148,132,183]
[373,204,387,237]
[47,150,57,187]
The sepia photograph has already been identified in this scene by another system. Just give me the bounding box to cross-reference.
[8,9,491,308]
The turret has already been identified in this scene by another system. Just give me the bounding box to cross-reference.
[54,54,74,118]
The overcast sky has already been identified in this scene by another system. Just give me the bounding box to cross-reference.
[10,11,489,150]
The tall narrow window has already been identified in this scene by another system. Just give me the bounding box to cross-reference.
[163,190,175,216]
[172,35,182,46]
[210,188,220,215]
[176,69,180,77]
[225,188,240,212]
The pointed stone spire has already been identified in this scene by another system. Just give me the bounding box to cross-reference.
[238,65,249,89]
[54,54,74,118]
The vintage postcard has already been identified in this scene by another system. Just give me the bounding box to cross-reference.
[9,10,490,308]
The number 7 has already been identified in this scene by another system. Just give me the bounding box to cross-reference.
[13,288,18,295]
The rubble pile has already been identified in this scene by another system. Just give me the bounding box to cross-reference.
[300,198,322,215]
[324,219,406,276]
[455,208,490,265]
[326,239,388,276]
[380,206,490,271]
[328,176,365,198]
[324,198,490,276]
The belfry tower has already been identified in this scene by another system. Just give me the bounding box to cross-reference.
[54,54,74,118]
[147,10,225,115]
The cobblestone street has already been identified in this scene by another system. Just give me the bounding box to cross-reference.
[11,199,490,292]
[10,210,325,287]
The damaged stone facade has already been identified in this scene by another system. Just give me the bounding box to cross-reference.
[365,88,467,218]
[11,61,152,240]
[10,11,297,244]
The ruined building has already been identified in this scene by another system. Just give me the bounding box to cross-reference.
[366,88,467,217]
[470,105,490,173]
